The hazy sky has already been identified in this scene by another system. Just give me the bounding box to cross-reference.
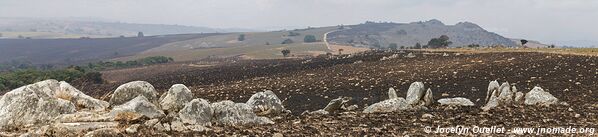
[1,0,597,44]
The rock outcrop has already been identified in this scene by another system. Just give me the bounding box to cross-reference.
[159,84,194,113]
[110,96,165,121]
[178,99,213,126]
[211,100,274,126]
[0,80,77,130]
[485,80,500,103]
[437,97,475,106]
[524,87,558,106]
[245,90,285,116]
[109,81,159,107]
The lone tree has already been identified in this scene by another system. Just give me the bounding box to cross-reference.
[388,43,398,50]
[520,39,528,47]
[137,32,144,37]
[238,34,246,41]
[427,35,452,48]
[414,43,422,49]
[304,35,317,43]
[281,49,291,57]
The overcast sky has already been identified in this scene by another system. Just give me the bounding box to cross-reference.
[1,0,597,44]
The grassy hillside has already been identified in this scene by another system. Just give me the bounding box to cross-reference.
[129,27,339,60]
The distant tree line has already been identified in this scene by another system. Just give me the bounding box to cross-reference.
[86,56,174,71]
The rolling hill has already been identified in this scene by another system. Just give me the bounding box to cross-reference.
[327,20,517,48]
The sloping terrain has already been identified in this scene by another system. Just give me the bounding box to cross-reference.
[328,20,517,48]
[0,34,218,65]
[65,50,597,135]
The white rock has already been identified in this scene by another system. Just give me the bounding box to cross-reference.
[485,80,500,103]
[363,98,413,113]
[323,97,351,113]
[211,100,274,126]
[497,82,513,105]
[388,88,398,99]
[245,90,285,116]
[514,92,525,104]
[0,80,76,130]
[110,96,165,120]
[57,81,109,111]
[405,82,425,105]
[159,84,194,113]
[170,118,186,132]
[125,124,140,134]
[422,88,434,106]
[437,97,475,106]
[109,81,159,107]
[524,87,558,106]
[178,99,213,126]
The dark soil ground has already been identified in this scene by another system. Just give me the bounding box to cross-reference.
[73,50,597,136]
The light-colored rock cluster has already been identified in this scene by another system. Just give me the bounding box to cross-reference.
[380,54,400,61]
[364,82,433,113]
[308,96,354,115]
[482,80,561,111]
[437,97,475,106]
[0,80,282,136]
[0,79,111,131]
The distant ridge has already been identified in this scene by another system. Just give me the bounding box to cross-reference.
[327,19,517,48]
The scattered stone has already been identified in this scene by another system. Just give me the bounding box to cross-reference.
[57,81,109,111]
[524,87,558,106]
[211,100,274,126]
[343,104,359,111]
[109,81,159,107]
[442,53,450,57]
[406,53,416,58]
[125,124,140,134]
[323,97,352,113]
[388,87,398,99]
[380,54,400,61]
[513,92,525,104]
[437,97,475,106]
[186,125,210,132]
[363,98,412,113]
[170,118,186,132]
[83,128,122,137]
[405,82,425,105]
[178,99,213,126]
[246,90,285,116]
[273,133,284,137]
[497,82,513,104]
[421,114,434,119]
[485,80,500,103]
[159,84,194,113]
[422,88,433,106]
[110,96,165,121]
[162,123,171,132]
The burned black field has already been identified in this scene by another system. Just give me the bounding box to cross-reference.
[76,50,597,136]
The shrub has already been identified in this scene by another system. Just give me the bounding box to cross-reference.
[304,35,317,43]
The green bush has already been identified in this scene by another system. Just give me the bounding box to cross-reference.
[304,35,317,43]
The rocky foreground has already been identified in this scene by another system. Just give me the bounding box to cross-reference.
[0,51,596,136]
[0,78,570,136]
